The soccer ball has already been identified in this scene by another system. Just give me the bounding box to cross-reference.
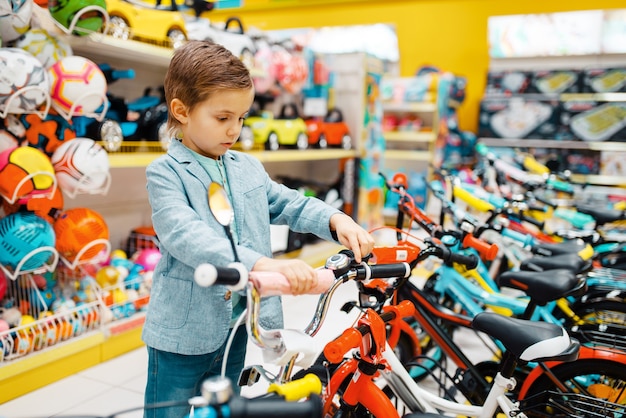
[14,28,74,69]
[0,145,56,204]
[0,0,33,44]
[54,207,109,263]
[51,137,110,197]
[0,48,50,115]
[48,0,107,36]
[0,211,57,272]
[48,56,107,117]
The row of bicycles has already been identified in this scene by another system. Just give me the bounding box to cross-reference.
[80,147,626,417]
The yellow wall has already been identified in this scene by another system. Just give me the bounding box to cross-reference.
[207,0,625,132]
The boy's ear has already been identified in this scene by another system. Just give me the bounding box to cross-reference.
[170,98,188,123]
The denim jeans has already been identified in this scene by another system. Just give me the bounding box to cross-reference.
[143,325,247,418]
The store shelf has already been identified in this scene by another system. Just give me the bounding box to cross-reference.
[65,33,174,68]
[0,314,145,403]
[384,150,433,161]
[382,102,437,113]
[247,149,357,163]
[108,152,166,167]
[384,130,436,143]
[106,148,357,168]
[560,92,626,102]
[479,138,626,152]
[570,174,626,187]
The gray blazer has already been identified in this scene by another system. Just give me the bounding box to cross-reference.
[141,139,341,354]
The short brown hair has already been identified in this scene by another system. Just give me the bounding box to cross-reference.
[164,40,253,132]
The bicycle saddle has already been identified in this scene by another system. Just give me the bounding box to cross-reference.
[520,252,590,274]
[497,269,586,305]
[472,312,579,363]
[531,239,589,257]
[575,204,625,226]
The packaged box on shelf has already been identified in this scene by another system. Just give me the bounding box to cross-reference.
[485,70,532,95]
[559,100,626,142]
[601,151,626,176]
[583,68,626,93]
[478,95,560,139]
[527,69,582,94]
[560,148,600,175]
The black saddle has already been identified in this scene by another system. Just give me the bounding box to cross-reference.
[576,204,625,226]
[520,252,590,274]
[497,269,586,305]
[472,312,579,363]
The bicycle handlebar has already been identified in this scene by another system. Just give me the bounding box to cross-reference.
[194,263,336,296]
[462,233,498,261]
[267,373,322,402]
[226,394,323,418]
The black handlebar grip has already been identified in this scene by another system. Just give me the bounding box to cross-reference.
[194,263,243,287]
[229,394,323,418]
[520,213,544,229]
[368,263,412,279]
[438,245,478,269]
[448,252,479,270]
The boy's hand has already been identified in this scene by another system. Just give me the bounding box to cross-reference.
[252,257,317,295]
[330,213,375,263]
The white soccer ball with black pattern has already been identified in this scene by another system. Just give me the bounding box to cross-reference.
[0,0,33,44]
[0,47,50,115]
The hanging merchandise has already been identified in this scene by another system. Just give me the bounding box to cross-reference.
[0,145,57,205]
[0,48,51,119]
[48,0,109,36]
[53,206,110,268]
[51,137,111,198]
[14,27,74,69]
[47,55,108,121]
[0,211,58,276]
[0,0,33,45]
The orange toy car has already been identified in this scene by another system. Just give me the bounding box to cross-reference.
[306,108,352,149]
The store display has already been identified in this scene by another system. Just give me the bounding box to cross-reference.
[47,55,108,118]
[0,145,56,204]
[569,102,626,142]
[13,27,73,68]
[51,137,111,197]
[0,211,56,272]
[0,0,33,44]
[241,104,308,151]
[583,67,626,93]
[0,47,50,117]
[478,96,560,139]
[48,0,108,36]
[53,207,109,264]
[104,0,187,48]
[305,107,352,149]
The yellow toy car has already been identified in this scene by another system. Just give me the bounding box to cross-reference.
[241,105,308,151]
[104,0,187,48]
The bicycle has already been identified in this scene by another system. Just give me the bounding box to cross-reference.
[286,244,600,417]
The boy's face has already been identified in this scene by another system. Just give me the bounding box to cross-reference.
[174,87,254,159]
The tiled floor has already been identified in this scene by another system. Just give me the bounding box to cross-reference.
[1,276,492,418]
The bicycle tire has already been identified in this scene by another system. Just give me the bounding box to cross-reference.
[521,359,626,417]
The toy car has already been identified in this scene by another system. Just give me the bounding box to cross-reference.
[73,64,169,151]
[240,104,308,151]
[104,0,187,48]
[184,16,256,68]
[305,108,352,149]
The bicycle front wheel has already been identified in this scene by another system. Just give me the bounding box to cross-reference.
[521,359,626,417]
